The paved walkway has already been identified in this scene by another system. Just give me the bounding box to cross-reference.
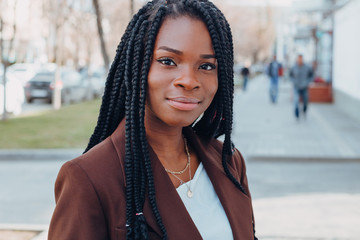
[233,74,360,162]
[253,193,360,239]
[233,75,360,239]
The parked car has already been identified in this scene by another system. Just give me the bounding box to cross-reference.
[79,66,106,99]
[24,67,91,104]
[88,67,106,98]
[0,73,25,116]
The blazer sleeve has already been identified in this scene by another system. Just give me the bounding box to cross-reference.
[229,148,251,196]
[232,148,258,239]
[48,161,108,240]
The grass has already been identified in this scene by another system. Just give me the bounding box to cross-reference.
[0,99,101,149]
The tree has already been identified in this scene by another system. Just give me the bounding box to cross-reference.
[92,0,109,72]
[130,0,134,17]
[1,0,18,121]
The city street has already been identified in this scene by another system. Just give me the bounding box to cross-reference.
[1,0,359,239]
[1,75,360,239]
[0,159,66,224]
[0,158,359,238]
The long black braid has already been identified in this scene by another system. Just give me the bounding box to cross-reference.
[85,0,257,239]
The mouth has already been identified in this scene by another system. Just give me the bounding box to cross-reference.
[167,97,201,111]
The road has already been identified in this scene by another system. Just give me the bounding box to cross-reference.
[247,160,360,199]
[0,158,359,225]
[0,159,66,224]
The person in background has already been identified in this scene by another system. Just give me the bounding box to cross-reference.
[290,54,313,120]
[267,55,282,103]
[240,65,250,91]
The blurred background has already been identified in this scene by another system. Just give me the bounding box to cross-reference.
[0,0,359,239]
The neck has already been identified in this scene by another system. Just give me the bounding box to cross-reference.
[146,126,184,152]
[145,118,188,169]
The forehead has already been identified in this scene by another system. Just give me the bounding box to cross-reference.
[154,16,214,53]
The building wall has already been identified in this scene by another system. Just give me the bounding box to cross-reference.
[333,0,360,101]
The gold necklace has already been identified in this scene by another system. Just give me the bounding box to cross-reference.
[170,164,193,198]
[164,137,191,175]
[165,137,193,198]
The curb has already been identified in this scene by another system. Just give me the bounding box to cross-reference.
[247,155,360,163]
[0,224,48,240]
[1,149,360,162]
[0,149,83,161]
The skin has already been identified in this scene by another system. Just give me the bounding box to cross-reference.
[297,55,304,66]
[145,16,218,187]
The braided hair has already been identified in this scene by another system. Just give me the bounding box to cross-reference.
[85,0,257,239]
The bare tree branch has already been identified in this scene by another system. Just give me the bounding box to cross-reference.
[92,0,109,71]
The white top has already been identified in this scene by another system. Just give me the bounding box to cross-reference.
[176,162,233,240]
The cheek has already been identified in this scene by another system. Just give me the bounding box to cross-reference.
[147,68,163,99]
[206,77,218,100]
[147,64,173,93]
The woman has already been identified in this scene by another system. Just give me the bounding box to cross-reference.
[48,0,257,239]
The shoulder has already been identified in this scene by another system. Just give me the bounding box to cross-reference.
[205,138,246,176]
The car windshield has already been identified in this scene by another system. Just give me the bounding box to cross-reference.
[32,72,54,81]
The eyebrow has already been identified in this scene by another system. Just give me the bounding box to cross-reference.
[157,46,216,59]
[200,54,216,59]
[158,46,183,55]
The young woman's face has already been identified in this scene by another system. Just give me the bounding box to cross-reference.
[146,16,218,128]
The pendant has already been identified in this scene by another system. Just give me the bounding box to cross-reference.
[187,190,193,198]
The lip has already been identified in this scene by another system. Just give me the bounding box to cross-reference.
[167,97,201,111]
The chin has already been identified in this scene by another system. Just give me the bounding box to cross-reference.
[163,115,199,128]
[166,120,194,128]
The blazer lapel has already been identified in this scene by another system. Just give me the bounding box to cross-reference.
[185,128,254,239]
[111,121,201,239]
[111,122,253,239]
[143,145,202,239]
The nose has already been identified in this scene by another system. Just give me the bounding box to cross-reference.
[174,67,200,90]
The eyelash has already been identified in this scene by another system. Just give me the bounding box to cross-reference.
[157,58,176,66]
[199,63,217,71]
[156,58,217,71]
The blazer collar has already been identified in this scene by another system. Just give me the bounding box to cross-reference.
[111,122,252,239]
[185,128,253,239]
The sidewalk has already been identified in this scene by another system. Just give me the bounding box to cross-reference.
[233,74,360,162]
[0,149,82,161]
[233,75,360,239]
[253,193,360,239]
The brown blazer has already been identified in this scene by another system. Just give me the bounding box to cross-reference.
[48,120,255,239]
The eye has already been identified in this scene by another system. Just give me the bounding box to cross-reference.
[157,58,176,66]
[199,63,217,71]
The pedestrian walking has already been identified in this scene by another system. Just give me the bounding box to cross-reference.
[241,65,250,91]
[289,54,313,119]
[267,55,283,103]
[48,1,257,239]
